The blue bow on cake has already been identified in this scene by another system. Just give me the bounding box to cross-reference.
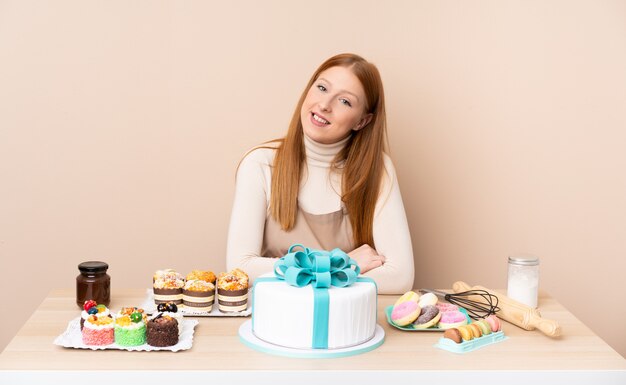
[273,244,361,289]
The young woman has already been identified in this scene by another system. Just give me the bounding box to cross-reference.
[226,53,414,294]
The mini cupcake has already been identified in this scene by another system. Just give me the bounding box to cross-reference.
[155,302,184,335]
[116,306,145,319]
[153,269,177,282]
[217,268,249,313]
[183,279,215,312]
[114,307,147,346]
[153,269,184,306]
[147,313,179,347]
[82,314,115,346]
[186,270,216,284]
[80,300,111,330]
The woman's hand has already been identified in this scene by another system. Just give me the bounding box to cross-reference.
[348,244,386,274]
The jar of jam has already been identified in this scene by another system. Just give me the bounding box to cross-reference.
[76,261,110,308]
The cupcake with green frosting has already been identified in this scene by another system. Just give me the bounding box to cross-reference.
[114,307,146,346]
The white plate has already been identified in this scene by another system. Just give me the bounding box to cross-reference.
[142,289,251,317]
[53,317,199,352]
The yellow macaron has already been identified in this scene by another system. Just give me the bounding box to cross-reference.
[458,325,474,341]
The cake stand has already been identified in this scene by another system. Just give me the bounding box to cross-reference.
[238,320,385,358]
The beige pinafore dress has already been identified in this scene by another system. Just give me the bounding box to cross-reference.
[261,204,354,258]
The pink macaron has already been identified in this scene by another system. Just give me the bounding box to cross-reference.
[485,314,501,332]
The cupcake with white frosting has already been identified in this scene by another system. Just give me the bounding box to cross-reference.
[82,314,114,346]
[80,300,111,330]
[153,269,184,306]
[183,279,215,312]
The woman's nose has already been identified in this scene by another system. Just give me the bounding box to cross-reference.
[318,98,331,112]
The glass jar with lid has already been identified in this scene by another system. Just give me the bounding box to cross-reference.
[76,261,110,308]
[507,255,539,308]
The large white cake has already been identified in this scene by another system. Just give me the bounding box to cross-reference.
[252,278,377,350]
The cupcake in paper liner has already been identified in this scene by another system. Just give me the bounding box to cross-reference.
[183,279,215,312]
[153,269,184,306]
[153,269,177,282]
[186,269,216,285]
[217,268,249,313]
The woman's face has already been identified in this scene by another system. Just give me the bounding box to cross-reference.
[300,66,372,144]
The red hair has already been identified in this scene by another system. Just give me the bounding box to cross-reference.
[270,53,388,248]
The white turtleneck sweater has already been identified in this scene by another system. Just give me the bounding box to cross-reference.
[226,134,414,294]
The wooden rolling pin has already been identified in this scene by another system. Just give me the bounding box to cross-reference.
[452,281,561,337]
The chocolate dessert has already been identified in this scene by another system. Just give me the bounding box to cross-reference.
[146,314,179,347]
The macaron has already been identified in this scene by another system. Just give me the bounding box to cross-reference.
[393,291,420,308]
[475,319,492,335]
[438,310,468,330]
[413,305,442,329]
[468,323,482,338]
[443,328,462,344]
[391,301,421,326]
[485,314,501,332]
[418,292,438,308]
[458,325,474,341]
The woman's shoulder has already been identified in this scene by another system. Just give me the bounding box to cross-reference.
[381,152,397,178]
[240,140,281,164]
[376,153,400,204]
[236,141,281,179]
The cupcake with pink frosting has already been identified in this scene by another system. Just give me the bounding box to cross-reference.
[82,314,115,346]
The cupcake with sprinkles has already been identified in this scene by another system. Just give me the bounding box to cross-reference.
[153,269,184,306]
[80,300,111,330]
[216,268,249,313]
[183,279,215,312]
[155,302,183,335]
[114,307,147,346]
[186,269,216,285]
[82,314,115,346]
[147,313,179,347]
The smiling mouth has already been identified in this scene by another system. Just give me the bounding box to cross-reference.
[312,112,330,125]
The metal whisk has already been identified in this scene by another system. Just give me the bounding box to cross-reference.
[420,288,500,319]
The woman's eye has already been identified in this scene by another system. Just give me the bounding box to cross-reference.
[339,98,352,107]
[317,84,327,92]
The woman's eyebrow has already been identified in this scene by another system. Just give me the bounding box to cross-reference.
[317,77,360,103]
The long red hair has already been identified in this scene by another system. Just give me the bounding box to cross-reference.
[270,53,388,248]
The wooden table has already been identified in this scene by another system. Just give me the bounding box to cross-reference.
[1,288,624,384]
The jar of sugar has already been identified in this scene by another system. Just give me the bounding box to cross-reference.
[507,255,539,308]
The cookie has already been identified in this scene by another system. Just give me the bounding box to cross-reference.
[391,301,421,326]
[413,305,441,329]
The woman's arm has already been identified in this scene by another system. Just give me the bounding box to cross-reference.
[361,155,415,294]
[226,148,276,282]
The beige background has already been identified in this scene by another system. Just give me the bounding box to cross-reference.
[1,0,625,357]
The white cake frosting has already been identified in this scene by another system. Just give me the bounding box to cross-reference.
[83,318,114,330]
[252,279,377,349]
[81,308,110,320]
